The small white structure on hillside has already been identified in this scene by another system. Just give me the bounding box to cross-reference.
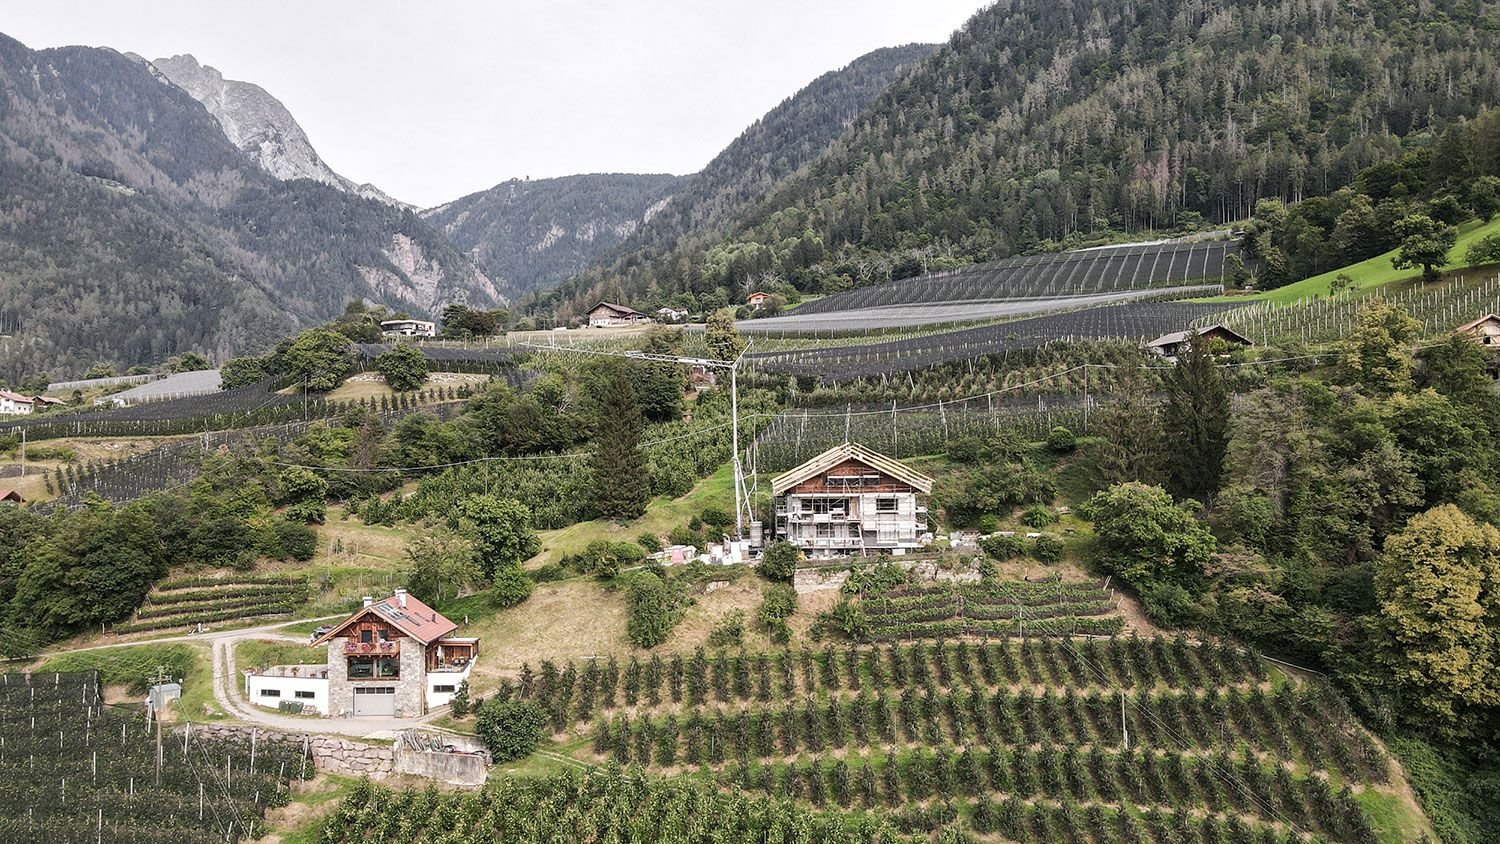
[380,319,437,337]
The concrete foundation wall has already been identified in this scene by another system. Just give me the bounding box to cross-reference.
[394,745,487,786]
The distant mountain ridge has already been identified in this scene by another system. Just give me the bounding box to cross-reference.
[145,53,405,207]
[537,43,938,317]
[539,0,1500,320]
[0,33,498,379]
[423,172,686,296]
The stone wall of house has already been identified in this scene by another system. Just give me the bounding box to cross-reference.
[325,637,428,716]
[184,724,394,778]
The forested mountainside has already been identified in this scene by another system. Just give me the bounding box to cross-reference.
[539,0,1500,320]
[423,173,685,296]
[537,43,937,318]
[0,34,498,380]
[148,53,404,206]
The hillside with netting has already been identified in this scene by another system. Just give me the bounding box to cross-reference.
[472,604,1398,844]
[0,671,309,843]
[749,301,1240,380]
[788,241,1240,317]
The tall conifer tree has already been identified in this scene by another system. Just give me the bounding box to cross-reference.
[1162,333,1230,503]
[592,367,650,519]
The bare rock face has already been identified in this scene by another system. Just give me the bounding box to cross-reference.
[149,54,406,207]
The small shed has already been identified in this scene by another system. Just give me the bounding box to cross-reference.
[1145,324,1252,360]
[746,291,772,309]
[0,489,23,504]
[1456,314,1500,346]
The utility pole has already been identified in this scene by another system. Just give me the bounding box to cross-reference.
[1121,690,1129,750]
[18,428,23,477]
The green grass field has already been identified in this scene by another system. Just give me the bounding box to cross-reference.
[1206,216,1500,304]
[34,642,224,721]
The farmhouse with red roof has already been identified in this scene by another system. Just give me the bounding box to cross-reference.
[245,588,478,717]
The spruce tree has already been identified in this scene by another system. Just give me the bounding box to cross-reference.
[590,366,649,520]
[1162,332,1231,502]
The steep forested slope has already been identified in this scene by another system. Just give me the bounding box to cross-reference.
[0,34,498,380]
[423,173,685,295]
[541,0,1500,319]
[536,43,937,318]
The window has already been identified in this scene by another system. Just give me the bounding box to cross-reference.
[876,498,897,513]
[359,629,373,644]
[377,629,389,642]
[259,688,281,698]
[433,684,457,694]
[348,656,401,679]
[816,524,834,538]
[294,690,315,700]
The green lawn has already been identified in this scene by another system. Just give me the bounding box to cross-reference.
[528,464,738,566]
[1206,216,1500,304]
[34,642,225,721]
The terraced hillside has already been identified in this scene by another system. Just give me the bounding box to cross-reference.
[489,579,1400,843]
[115,575,310,634]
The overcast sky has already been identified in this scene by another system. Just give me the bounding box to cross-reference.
[4,1,987,207]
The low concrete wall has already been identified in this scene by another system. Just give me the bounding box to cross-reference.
[186,724,394,778]
[394,746,487,786]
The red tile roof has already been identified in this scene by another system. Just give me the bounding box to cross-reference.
[313,591,458,646]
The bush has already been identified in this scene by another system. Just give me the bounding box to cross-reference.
[273,521,318,561]
[531,563,568,583]
[841,560,909,594]
[1466,232,1500,266]
[975,514,1000,534]
[668,526,699,548]
[707,609,746,647]
[491,566,534,608]
[626,572,679,649]
[759,541,799,582]
[450,680,471,718]
[1045,426,1077,453]
[825,597,868,641]
[978,534,1025,560]
[700,507,733,530]
[375,342,429,392]
[1020,505,1057,528]
[1031,534,1064,563]
[758,584,797,645]
[637,533,662,554]
[476,699,546,761]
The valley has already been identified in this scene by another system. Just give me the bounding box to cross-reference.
[1,0,1499,842]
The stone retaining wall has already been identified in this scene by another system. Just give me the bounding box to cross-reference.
[184,724,395,778]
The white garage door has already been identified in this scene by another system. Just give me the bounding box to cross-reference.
[352,686,396,716]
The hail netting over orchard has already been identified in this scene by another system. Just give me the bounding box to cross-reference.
[748,301,1240,381]
[786,240,1241,317]
[0,671,310,843]
[1204,271,1500,346]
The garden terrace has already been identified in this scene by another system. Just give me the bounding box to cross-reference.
[0,671,309,843]
[786,240,1240,318]
[857,578,1123,642]
[501,635,1390,843]
[113,576,309,634]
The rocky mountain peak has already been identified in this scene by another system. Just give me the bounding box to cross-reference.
[147,53,406,207]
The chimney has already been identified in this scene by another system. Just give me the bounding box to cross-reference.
[361,596,373,608]
[395,587,407,609]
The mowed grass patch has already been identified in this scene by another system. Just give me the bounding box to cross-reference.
[458,579,631,688]
[34,642,224,721]
[1204,215,1500,305]
[528,464,737,566]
